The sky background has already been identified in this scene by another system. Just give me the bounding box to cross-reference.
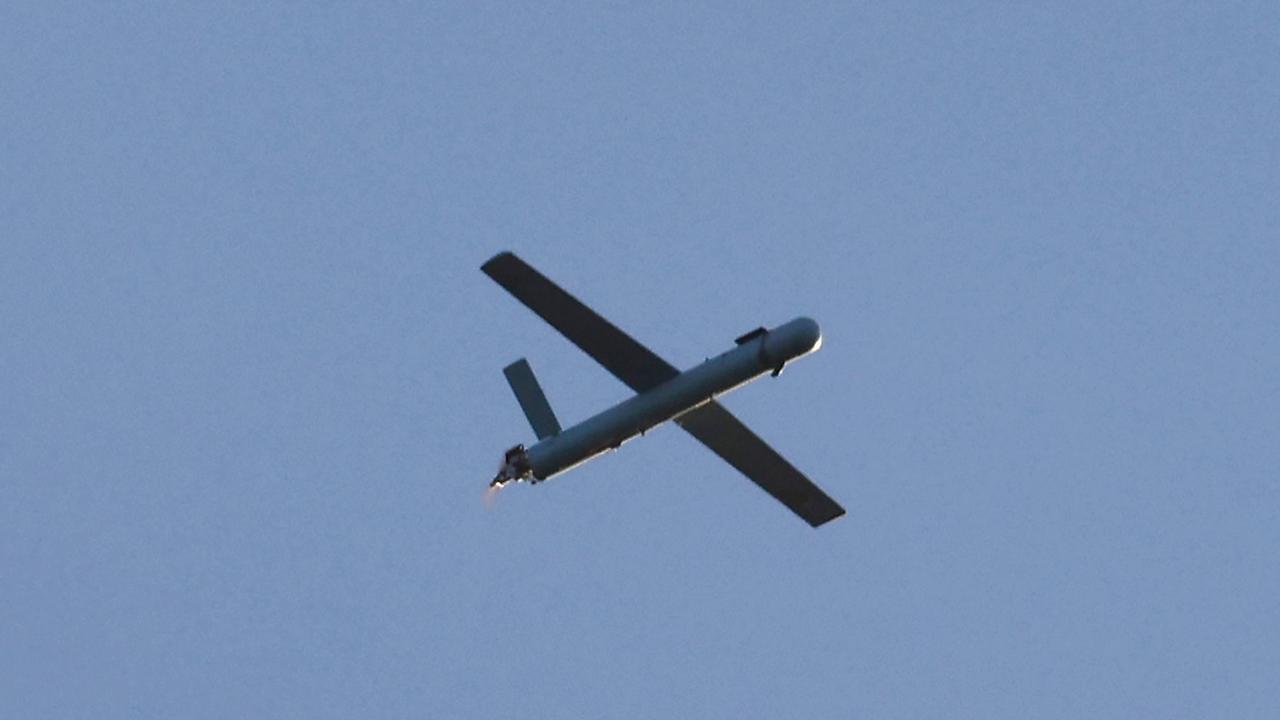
[3,2,1278,718]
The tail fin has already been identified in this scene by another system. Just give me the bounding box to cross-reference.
[502,358,562,440]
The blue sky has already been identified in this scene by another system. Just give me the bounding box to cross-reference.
[3,3,1277,717]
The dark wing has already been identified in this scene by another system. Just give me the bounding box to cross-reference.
[676,402,846,527]
[481,251,679,393]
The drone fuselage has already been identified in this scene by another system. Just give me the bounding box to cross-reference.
[494,317,821,486]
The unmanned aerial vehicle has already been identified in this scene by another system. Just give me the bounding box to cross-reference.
[483,251,844,527]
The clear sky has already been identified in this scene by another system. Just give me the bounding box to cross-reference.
[3,3,1277,718]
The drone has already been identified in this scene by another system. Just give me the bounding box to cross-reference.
[483,251,844,527]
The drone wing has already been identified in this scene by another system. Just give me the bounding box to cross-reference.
[481,251,844,527]
[481,251,679,393]
[675,402,845,527]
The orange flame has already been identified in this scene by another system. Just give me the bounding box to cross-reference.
[483,484,502,509]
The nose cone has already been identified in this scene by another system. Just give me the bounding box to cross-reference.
[791,316,822,354]
[764,317,823,364]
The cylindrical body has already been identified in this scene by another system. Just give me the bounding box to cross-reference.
[525,317,822,480]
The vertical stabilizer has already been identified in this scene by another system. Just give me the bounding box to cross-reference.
[503,358,562,440]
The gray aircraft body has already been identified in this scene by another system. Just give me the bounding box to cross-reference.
[483,251,844,527]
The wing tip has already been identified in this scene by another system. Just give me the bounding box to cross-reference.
[806,504,846,528]
[481,250,519,272]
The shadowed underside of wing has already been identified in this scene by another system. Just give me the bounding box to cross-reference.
[676,402,846,527]
[481,250,845,527]
[481,251,679,393]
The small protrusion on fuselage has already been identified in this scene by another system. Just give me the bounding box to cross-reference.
[734,326,768,345]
